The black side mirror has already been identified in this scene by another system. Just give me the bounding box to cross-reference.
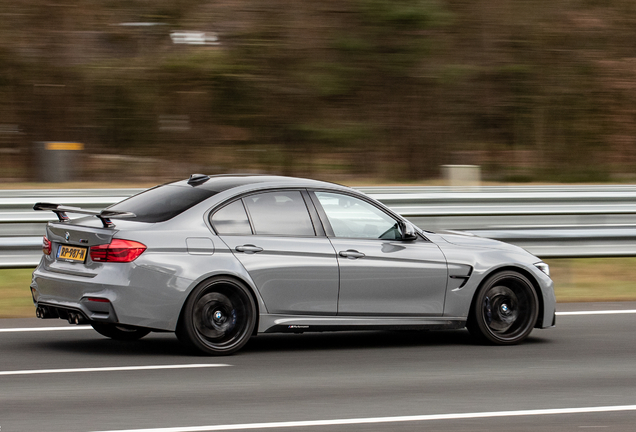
[399,221,418,241]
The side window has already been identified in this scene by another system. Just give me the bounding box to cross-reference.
[315,192,401,240]
[243,191,315,236]
[211,200,252,235]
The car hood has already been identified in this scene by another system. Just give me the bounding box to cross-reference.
[435,230,526,253]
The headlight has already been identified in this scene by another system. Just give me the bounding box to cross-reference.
[534,262,550,277]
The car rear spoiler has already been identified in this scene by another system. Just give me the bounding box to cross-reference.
[33,202,136,228]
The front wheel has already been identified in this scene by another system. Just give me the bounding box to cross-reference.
[176,277,256,355]
[467,271,539,345]
[91,323,151,341]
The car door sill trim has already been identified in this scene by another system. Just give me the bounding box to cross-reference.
[259,314,466,333]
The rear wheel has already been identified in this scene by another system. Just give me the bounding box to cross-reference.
[91,323,151,341]
[176,277,256,355]
[467,271,538,345]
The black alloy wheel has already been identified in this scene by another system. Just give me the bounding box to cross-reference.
[91,323,151,341]
[467,271,539,345]
[177,277,256,355]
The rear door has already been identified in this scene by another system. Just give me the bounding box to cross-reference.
[211,190,339,315]
[311,191,448,316]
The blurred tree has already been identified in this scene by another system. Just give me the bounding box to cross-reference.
[1,0,636,182]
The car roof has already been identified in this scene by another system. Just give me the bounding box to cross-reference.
[167,174,344,193]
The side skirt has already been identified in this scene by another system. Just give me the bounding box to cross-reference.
[258,314,466,334]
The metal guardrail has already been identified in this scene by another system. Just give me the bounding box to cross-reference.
[2,185,636,268]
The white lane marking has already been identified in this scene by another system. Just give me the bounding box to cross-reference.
[90,405,636,432]
[557,309,636,316]
[0,326,92,333]
[0,364,231,376]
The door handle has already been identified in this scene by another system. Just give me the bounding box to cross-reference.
[235,244,264,254]
[339,250,365,259]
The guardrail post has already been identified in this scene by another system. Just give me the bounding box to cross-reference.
[34,142,84,182]
[441,165,481,190]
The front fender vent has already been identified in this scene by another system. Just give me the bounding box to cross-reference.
[448,264,473,290]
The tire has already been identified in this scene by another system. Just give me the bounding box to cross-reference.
[176,277,256,356]
[91,323,151,341]
[467,271,539,345]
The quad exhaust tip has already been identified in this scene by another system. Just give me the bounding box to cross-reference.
[36,306,86,324]
[66,312,86,325]
[35,306,51,319]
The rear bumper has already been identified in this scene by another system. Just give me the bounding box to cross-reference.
[30,257,193,331]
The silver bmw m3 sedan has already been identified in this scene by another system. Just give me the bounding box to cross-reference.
[30,174,555,355]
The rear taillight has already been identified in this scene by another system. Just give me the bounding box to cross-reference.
[42,236,52,255]
[89,239,146,263]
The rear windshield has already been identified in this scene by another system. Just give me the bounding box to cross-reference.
[107,185,217,223]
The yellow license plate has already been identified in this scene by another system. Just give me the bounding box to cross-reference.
[57,245,88,262]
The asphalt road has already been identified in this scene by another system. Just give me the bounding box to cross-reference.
[1,302,635,432]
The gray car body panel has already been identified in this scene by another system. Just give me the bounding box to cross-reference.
[431,232,556,328]
[331,237,448,316]
[218,234,340,315]
[31,175,556,334]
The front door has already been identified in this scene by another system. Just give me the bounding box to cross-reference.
[312,191,448,316]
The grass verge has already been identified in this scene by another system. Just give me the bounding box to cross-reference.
[2,258,636,319]
[1,268,37,318]
[544,258,636,303]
